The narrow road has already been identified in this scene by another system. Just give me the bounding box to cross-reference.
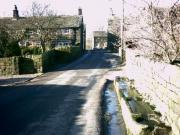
[0,50,118,135]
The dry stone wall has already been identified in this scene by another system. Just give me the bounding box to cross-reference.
[0,57,20,75]
[125,49,180,135]
[0,55,42,75]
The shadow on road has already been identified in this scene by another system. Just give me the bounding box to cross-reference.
[0,84,87,135]
[51,50,119,72]
[0,77,30,86]
[0,49,119,135]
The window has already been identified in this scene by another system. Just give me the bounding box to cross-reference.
[64,42,69,45]
[58,42,63,45]
[63,29,69,34]
[35,41,41,46]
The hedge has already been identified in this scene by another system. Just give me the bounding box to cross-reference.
[42,46,81,72]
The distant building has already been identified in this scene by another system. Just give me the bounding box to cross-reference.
[93,31,107,49]
[0,5,86,51]
[107,16,121,51]
[86,38,93,50]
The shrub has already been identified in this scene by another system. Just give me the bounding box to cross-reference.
[0,28,8,57]
[0,28,21,57]
[21,46,31,55]
[19,57,36,74]
[4,40,21,57]
[21,46,42,55]
[42,46,81,72]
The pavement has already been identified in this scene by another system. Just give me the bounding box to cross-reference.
[0,50,119,135]
[0,73,42,86]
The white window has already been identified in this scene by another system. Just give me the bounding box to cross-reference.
[63,29,69,34]
[29,31,34,35]
[35,41,41,46]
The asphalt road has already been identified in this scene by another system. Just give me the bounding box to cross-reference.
[0,50,118,135]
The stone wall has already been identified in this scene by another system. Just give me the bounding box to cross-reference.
[0,46,82,75]
[125,49,180,135]
[0,55,42,75]
[114,79,146,135]
[0,57,20,75]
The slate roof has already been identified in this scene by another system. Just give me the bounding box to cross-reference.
[0,15,83,29]
[93,31,107,37]
[54,15,83,28]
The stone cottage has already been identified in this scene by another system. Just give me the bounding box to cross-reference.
[0,5,86,52]
[93,31,107,49]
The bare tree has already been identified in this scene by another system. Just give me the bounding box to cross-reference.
[24,2,57,52]
[128,0,180,64]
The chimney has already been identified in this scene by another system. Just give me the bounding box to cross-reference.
[78,8,82,15]
[110,8,115,16]
[13,5,19,19]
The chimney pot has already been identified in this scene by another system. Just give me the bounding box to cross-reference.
[13,5,19,19]
[78,8,82,15]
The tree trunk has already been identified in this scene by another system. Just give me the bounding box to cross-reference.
[41,40,46,53]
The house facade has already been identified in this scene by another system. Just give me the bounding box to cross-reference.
[0,5,86,52]
[107,15,121,50]
[93,31,107,49]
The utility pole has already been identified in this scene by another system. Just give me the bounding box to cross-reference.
[120,0,126,63]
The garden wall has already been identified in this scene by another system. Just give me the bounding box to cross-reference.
[0,46,81,75]
[125,49,180,135]
[0,55,42,75]
[0,57,19,75]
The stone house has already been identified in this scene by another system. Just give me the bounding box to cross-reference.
[107,15,138,47]
[0,5,86,51]
[93,31,107,49]
[107,15,122,51]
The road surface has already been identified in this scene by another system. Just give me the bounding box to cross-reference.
[0,50,118,135]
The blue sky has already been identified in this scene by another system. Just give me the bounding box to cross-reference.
[0,0,178,37]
